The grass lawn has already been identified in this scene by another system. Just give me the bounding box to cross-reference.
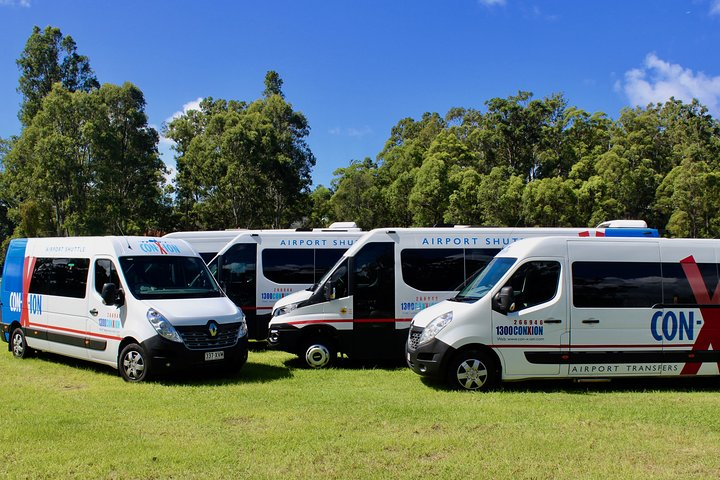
[1,344,719,479]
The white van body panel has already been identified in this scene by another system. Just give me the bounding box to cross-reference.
[407,236,720,389]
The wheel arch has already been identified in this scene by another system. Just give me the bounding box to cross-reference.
[446,343,502,380]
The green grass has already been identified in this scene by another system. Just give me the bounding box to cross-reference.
[1,345,720,479]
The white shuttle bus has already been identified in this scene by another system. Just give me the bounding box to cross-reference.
[1,236,248,382]
[407,236,720,390]
[268,223,658,368]
[199,227,364,340]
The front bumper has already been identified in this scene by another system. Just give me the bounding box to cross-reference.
[406,327,454,379]
[140,335,249,373]
[267,323,302,354]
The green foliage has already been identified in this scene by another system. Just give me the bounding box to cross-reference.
[3,83,168,237]
[323,91,720,234]
[166,73,315,230]
[16,26,99,126]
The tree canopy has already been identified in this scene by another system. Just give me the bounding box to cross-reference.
[4,24,720,265]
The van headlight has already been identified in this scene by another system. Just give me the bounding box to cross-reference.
[417,312,453,346]
[147,308,183,343]
[273,302,300,317]
[237,311,248,339]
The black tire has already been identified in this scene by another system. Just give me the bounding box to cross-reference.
[10,327,31,359]
[447,349,498,391]
[302,337,336,369]
[118,343,150,382]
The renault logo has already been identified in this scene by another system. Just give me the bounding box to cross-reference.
[208,321,218,338]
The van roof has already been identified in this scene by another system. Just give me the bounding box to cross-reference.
[15,236,198,258]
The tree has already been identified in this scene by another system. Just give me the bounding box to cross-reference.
[166,72,315,229]
[16,25,99,126]
[329,158,382,229]
[3,83,167,237]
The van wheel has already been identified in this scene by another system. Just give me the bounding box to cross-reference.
[447,349,498,391]
[302,338,336,369]
[10,327,31,359]
[119,343,150,382]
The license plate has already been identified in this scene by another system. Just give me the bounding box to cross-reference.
[205,351,224,361]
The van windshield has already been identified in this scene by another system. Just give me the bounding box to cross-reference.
[451,257,516,303]
[119,256,224,300]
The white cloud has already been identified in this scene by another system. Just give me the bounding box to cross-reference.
[711,0,720,15]
[478,0,505,6]
[166,97,204,124]
[0,0,31,6]
[328,126,372,138]
[618,53,720,115]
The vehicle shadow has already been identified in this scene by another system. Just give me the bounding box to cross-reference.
[419,374,720,393]
[20,350,293,386]
[282,355,407,371]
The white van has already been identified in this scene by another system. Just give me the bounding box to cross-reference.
[268,224,658,368]
[163,230,243,262]
[200,228,364,340]
[407,236,720,390]
[1,237,248,381]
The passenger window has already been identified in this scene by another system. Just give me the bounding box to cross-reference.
[502,261,561,312]
[661,262,719,304]
[94,259,121,294]
[572,262,662,308]
[30,257,90,299]
[262,249,314,284]
[401,249,465,291]
[314,249,346,283]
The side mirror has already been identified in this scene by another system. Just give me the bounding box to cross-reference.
[492,286,514,314]
[323,282,334,301]
[101,283,125,307]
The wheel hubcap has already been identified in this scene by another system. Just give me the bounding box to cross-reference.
[457,358,488,390]
[305,344,330,368]
[12,333,24,357]
[123,351,145,380]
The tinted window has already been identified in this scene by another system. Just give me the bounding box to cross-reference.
[262,249,314,284]
[502,261,561,311]
[315,249,346,283]
[30,257,90,299]
[352,242,394,318]
[661,262,719,305]
[219,243,257,308]
[572,262,662,308]
[402,249,465,291]
[94,259,121,295]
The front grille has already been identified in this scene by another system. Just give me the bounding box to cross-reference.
[176,322,241,350]
[408,328,422,351]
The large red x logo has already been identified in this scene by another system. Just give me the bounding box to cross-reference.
[20,256,36,328]
[679,256,720,374]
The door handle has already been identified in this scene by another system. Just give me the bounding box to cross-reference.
[582,318,599,324]
[544,319,561,324]
[89,309,98,316]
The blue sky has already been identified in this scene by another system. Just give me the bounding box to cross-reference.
[2,0,720,188]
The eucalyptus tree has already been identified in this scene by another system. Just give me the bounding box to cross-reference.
[16,25,99,126]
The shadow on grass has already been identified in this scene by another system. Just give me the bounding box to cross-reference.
[419,373,720,394]
[22,349,292,386]
[282,354,407,372]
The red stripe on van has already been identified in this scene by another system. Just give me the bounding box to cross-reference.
[27,322,122,341]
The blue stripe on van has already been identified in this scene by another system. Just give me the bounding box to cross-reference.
[1,239,29,340]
